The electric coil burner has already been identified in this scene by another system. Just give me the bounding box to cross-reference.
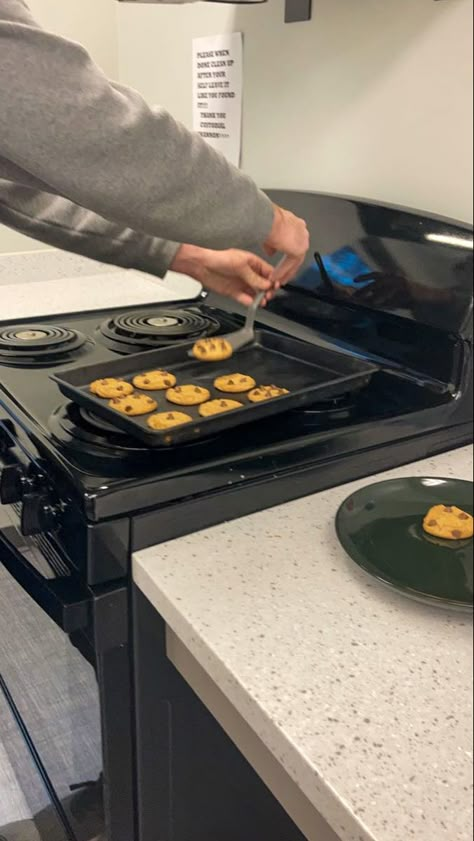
[99,307,221,353]
[0,323,87,366]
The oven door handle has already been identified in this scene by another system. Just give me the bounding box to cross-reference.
[0,530,90,634]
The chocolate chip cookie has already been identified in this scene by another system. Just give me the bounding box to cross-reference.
[166,384,211,406]
[133,370,177,390]
[199,399,243,417]
[147,411,193,430]
[192,338,233,362]
[90,378,134,399]
[109,393,158,416]
[214,374,256,393]
[423,505,473,541]
[247,385,290,403]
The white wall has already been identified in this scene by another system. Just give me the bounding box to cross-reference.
[117,0,473,223]
[0,0,119,254]
[27,0,118,74]
[2,0,471,259]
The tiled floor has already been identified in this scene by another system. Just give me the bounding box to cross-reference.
[0,735,30,826]
[0,515,103,841]
[0,675,72,840]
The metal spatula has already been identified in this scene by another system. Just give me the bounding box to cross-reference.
[189,256,287,358]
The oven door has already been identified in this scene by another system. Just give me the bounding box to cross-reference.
[0,500,134,841]
[0,503,103,841]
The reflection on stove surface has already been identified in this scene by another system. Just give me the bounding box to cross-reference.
[290,392,356,427]
[98,307,222,353]
[0,324,87,367]
[49,402,220,459]
[49,390,360,463]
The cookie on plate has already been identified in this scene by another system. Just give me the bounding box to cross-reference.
[133,370,177,391]
[247,385,290,403]
[166,385,210,406]
[423,505,473,541]
[199,399,243,417]
[192,338,233,362]
[109,393,158,416]
[90,378,134,399]
[147,411,192,430]
[214,374,256,393]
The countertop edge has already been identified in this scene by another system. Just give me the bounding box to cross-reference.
[133,445,473,841]
[133,556,375,841]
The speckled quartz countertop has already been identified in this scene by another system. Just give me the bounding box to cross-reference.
[134,446,474,841]
[0,249,200,318]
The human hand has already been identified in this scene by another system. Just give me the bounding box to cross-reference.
[171,245,274,307]
[264,205,310,287]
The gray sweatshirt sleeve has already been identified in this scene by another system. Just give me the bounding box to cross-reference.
[0,0,274,252]
[0,179,180,277]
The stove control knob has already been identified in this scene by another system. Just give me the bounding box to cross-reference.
[21,493,59,537]
[0,463,26,505]
[0,420,16,455]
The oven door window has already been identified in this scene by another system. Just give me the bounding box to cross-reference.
[0,507,103,841]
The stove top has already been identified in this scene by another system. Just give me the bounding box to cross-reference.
[0,301,235,452]
[1,297,464,523]
[0,295,471,601]
[0,193,470,841]
[0,194,470,586]
[0,302,367,450]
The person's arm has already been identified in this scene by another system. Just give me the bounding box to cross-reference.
[0,179,180,277]
[0,0,274,252]
[0,179,276,306]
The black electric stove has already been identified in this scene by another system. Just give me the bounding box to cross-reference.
[0,191,472,841]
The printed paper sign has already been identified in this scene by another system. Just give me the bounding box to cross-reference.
[192,32,243,167]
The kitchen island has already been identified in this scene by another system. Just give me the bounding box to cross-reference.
[133,445,473,841]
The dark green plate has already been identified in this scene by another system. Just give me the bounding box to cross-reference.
[336,477,473,612]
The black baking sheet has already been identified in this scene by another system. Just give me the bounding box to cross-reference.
[51,330,377,447]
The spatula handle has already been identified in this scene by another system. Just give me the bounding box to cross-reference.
[245,255,287,330]
[245,290,265,331]
[273,253,290,282]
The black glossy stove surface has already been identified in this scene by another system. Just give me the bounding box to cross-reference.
[0,303,235,432]
[0,301,455,519]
